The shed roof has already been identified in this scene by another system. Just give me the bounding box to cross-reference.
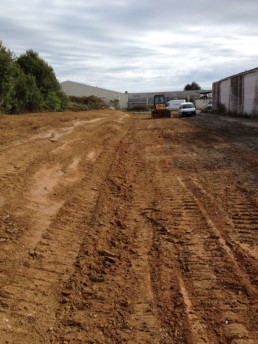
[215,67,258,83]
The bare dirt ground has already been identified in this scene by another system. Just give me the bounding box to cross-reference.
[0,109,257,344]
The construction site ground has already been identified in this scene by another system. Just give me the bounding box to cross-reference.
[0,109,257,344]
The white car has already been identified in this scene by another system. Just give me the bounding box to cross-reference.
[179,102,196,117]
[206,102,213,110]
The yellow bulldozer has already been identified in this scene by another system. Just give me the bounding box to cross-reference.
[151,94,171,119]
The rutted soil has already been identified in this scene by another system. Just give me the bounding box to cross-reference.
[0,110,257,344]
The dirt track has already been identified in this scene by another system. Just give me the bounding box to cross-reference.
[0,109,257,344]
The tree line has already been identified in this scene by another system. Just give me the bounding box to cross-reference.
[0,41,70,114]
[0,42,107,114]
[1,40,202,114]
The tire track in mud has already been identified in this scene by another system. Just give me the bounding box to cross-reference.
[224,188,257,264]
[186,177,258,286]
[188,114,258,268]
[0,111,130,343]
[145,172,257,344]
[50,115,257,344]
[144,156,213,343]
[140,117,257,344]
[178,178,257,295]
[49,123,163,344]
[0,111,257,343]
[0,167,104,342]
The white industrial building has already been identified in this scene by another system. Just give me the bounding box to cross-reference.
[212,68,258,116]
[127,90,210,109]
[61,81,128,109]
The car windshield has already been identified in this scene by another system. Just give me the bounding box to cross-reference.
[182,104,194,109]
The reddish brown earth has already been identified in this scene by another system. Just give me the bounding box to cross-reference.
[0,109,257,344]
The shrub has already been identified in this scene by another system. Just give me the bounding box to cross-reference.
[45,91,62,111]
[16,49,68,112]
[13,72,43,113]
[67,102,90,112]
[68,96,105,110]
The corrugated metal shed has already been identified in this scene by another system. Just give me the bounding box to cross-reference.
[61,81,128,109]
[212,68,258,116]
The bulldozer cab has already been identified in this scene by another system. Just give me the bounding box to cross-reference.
[152,94,171,119]
[154,95,166,106]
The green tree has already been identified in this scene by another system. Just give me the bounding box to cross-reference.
[17,50,58,95]
[13,72,43,113]
[0,41,17,112]
[184,82,201,91]
[0,43,68,113]
[45,91,62,111]
[17,49,68,111]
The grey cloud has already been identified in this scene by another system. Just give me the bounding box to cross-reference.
[0,0,257,92]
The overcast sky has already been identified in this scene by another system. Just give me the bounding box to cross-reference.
[1,0,258,92]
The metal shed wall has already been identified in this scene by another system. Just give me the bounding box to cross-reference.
[244,70,257,115]
[212,68,258,116]
[220,79,231,109]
